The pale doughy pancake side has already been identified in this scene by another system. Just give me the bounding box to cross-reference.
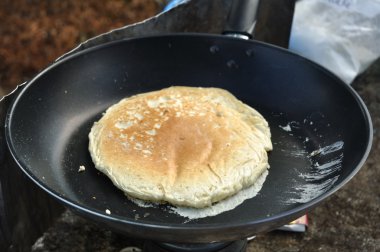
[89,86,272,208]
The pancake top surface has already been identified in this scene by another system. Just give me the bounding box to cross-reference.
[89,86,272,208]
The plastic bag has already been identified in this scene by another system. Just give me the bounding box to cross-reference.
[163,0,189,12]
[289,0,380,84]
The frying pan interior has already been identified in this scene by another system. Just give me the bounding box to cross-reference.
[5,34,372,242]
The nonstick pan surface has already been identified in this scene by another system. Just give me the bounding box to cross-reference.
[5,34,372,242]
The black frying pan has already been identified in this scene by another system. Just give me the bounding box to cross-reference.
[5,0,372,244]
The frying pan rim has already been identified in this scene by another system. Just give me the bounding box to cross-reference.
[4,33,373,234]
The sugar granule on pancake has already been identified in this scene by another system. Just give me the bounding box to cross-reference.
[88,86,272,208]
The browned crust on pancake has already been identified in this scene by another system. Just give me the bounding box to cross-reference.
[89,86,272,208]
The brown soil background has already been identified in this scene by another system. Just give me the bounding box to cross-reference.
[1,1,379,251]
[0,0,161,96]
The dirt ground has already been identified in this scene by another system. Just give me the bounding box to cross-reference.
[1,1,379,251]
[0,0,161,96]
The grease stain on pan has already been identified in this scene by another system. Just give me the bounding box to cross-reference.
[286,175,340,204]
[209,45,220,54]
[308,141,344,157]
[277,116,344,204]
[226,60,239,69]
[300,154,343,180]
[286,141,344,204]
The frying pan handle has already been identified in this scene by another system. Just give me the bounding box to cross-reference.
[223,0,260,39]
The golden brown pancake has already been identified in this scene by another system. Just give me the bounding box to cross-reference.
[89,86,272,208]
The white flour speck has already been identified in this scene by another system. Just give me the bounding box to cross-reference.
[279,124,292,132]
[309,141,344,157]
[286,176,339,203]
[115,121,134,129]
[286,141,344,204]
[32,236,45,250]
[300,155,343,181]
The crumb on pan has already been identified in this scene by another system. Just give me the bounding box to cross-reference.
[78,165,86,172]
